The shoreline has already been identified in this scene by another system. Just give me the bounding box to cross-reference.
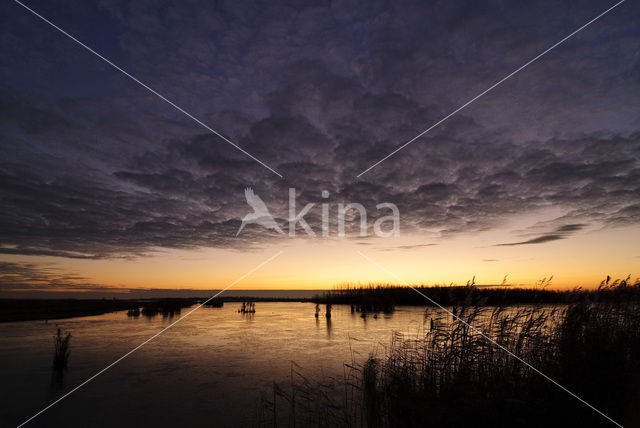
[0,297,316,323]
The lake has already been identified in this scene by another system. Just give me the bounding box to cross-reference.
[1,302,436,427]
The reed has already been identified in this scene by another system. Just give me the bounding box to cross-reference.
[259,278,640,427]
[52,327,72,371]
[239,301,256,313]
[316,276,640,308]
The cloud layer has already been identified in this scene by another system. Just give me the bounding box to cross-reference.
[0,0,638,260]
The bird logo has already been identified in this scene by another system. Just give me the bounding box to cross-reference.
[236,188,284,236]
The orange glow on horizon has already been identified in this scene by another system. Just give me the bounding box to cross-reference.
[2,221,638,293]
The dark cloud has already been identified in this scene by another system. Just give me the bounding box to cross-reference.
[496,224,587,246]
[498,234,565,246]
[0,0,638,260]
[0,261,116,291]
[377,244,437,251]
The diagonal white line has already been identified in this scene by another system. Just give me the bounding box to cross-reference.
[356,250,623,427]
[357,0,626,177]
[13,0,283,179]
[17,250,284,427]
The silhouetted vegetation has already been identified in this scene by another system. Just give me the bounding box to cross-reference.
[52,328,71,371]
[0,299,140,322]
[203,298,224,308]
[239,301,256,313]
[0,295,316,323]
[139,299,193,318]
[0,298,204,322]
[259,279,640,427]
[315,275,640,309]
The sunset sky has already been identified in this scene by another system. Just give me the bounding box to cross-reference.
[1,0,639,294]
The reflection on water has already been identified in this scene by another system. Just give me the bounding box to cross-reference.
[0,302,541,427]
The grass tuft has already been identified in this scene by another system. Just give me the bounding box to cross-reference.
[52,327,71,371]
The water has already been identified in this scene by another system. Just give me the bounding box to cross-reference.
[1,302,433,427]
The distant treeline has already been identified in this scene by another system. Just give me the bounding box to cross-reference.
[313,276,640,309]
[0,298,200,323]
[0,296,310,323]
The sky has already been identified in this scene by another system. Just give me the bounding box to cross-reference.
[0,0,639,294]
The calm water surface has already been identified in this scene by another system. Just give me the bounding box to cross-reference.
[1,302,436,427]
